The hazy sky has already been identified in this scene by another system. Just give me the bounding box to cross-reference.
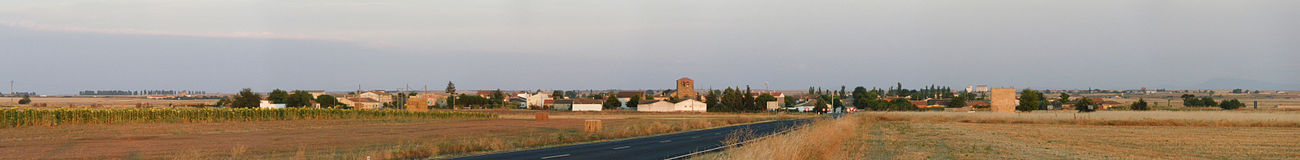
[2,0,1298,94]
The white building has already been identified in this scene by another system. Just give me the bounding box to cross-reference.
[571,98,603,111]
[526,93,550,109]
[636,101,675,112]
[673,99,708,112]
[259,100,286,109]
[359,91,393,103]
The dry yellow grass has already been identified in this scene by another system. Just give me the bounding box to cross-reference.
[707,111,1300,159]
[703,116,865,160]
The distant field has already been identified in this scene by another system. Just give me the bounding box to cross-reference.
[707,111,1300,159]
[0,110,812,159]
[1081,92,1300,109]
[0,97,217,108]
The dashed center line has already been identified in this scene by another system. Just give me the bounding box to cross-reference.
[659,140,672,143]
[691,136,700,138]
[611,146,631,150]
[540,154,570,159]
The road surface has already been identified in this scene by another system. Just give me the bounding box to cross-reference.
[445,118,813,160]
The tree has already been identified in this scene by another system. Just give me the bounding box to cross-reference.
[743,86,756,111]
[491,89,505,105]
[813,97,828,113]
[1232,89,1243,94]
[231,88,262,108]
[267,89,289,104]
[1016,89,1045,112]
[626,94,641,108]
[948,94,967,108]
[720,87,746,112]
[756,93,777,109]
[1075,97,1096,112]
[783,96,797,107]
[1131,98,1150,111]
[18,95,32,104]
[705,91,720,111]
[565,91,578,100]
[1181,94,1200,107]
[316,95,340,108]
[446,81,457,108]
[552,90,565,99]
[1219,99,1245,110]
[603,93,622,109]
[1199,97,1217,107]
[1057,93,1071,105]
[286,90,315,108]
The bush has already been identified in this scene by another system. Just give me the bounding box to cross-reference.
[1131,98,1150,111]
[18,95,31,104]
[1219,99,1245,110]
[1075,98,1096,112]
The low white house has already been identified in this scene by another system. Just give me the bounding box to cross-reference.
[636,101,675,112]
[673,99,707,112]
[572,98,603,111]
[259,100,286,109]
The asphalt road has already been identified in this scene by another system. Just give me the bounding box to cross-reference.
[445,118,814,160]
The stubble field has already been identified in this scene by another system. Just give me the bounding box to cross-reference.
[705,111,1300,160]
[0,109,810,159]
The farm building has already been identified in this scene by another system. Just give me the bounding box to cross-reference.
[551,100,573,111]
[672,99,707,112]
[359,91,393,103]
[571,98,603,111]
[526,93,550,109]
[637,100,675,112]
[615,91,644,108]
[347,98,383,110]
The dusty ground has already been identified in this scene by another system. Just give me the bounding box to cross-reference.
[0,111,808,159]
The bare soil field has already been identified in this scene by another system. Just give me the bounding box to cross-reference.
[0,111,809,159]
[708,111,1300,160]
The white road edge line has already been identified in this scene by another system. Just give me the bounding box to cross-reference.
[664,127,799,160]
[540,154,570,159]
[612,146,631,150]
[659,140,672,143]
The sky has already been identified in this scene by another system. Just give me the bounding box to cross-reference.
[1,0,1298,94]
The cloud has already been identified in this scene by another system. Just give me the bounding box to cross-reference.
[0,19,347,42]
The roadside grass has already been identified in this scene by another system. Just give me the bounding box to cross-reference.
[700,115,864,160]
[1,108,495,128]
[704,111,1300,160]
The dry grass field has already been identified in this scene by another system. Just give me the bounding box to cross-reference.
[706,111,1300,160]
[0,110,811,159]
